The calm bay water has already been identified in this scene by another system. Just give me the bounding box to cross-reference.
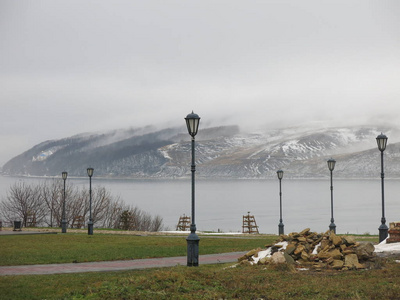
[1,175,399,235]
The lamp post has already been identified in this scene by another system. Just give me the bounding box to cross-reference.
[87,167,94,235]
[185,111,200,267]
[377,133,388,242]
[277,170,284,235]
[61,171,68,233]
[327,158,336,233]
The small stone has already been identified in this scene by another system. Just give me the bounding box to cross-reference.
[313,262,326,270]
[240,260,253,266]
[307,232,316,238]
[238,255,247,262]
[331,259,344,270]
[271,252,286,264]
[325,257,334,265]
[355,262,365,269]
[330,233,343,246]
[343,249,356,255]
[311,255,319,262]
[343,235,356,245]
[312,236,323,245]
[285,243,296,255]
[355,243,375,260]
[258,256,270,265]
[297,236,307,243]
[299,228,311,236]
[317,250,331,260]
[245,248,261,258]
[294,244,305,256]
[344,254,359,268]
[320,239,330,250]
[301,251,310,261]
[279,234,289,241]
[328,249,343,260]
[284,252,295,264]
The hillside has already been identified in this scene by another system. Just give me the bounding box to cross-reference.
[2,125,400,179]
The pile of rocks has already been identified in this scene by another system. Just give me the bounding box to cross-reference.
[239,228,376,271]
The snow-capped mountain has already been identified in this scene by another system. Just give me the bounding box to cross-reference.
[2,125,400,179]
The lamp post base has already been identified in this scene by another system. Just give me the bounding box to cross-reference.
[88,221,94,235]
[278,222,284,235]
[379,223,388,243]
[329,223,336,234]
[61,220,67,233]
[186,232,200,266]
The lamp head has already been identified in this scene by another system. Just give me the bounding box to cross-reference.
[184,111,200,137]
[277,169,284,180]
[327,158,336,171]
[87,167,94,178]
[376,133,388,152]
[62,171,68,180]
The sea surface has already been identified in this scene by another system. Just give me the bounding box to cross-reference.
[1,175,399,235]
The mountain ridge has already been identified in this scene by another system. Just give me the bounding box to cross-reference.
[2,125,400,179]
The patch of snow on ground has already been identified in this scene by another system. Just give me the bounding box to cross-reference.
[251,241,288,265]
[312,242,321,255]
[251,248,272,264]
[374,239,400,253]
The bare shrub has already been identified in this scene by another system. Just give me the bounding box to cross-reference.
[40,179,62,227]
[116,205,164,231]
[99,197,125,229]
[1,182,47,227]
[0,180,164,231]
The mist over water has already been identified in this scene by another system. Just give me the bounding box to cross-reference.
[1,175,399,235]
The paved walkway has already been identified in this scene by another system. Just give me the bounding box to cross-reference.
[0,230,57,235]
[0,252,245,276]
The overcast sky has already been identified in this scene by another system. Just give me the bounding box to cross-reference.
[0,0,399,165]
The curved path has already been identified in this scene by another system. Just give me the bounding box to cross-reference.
[0,252,245,276]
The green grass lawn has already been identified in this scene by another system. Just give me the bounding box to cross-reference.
[1,260,400,300]
[0,233,275,266]
[1,232,391,300]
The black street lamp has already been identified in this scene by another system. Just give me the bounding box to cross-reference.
[277,170,284,235]
[184,111,200,267]
[377,133,388,242]
[87,167,94,235]
[327,158,336,233]
[61,171,68,233]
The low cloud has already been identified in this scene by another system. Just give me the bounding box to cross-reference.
[0,0,399,165]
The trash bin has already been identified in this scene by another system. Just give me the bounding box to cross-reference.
[13,221,22,231]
